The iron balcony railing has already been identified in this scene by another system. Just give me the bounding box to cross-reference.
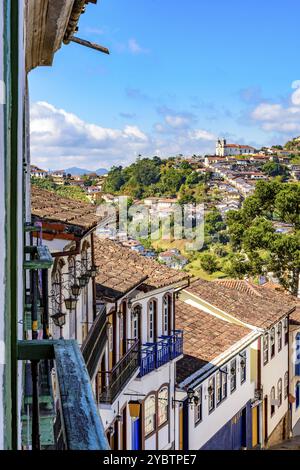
[98,339,140,404]
[81,305,107,379]
[140,330,183,377]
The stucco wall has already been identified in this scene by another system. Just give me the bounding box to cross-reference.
[186,346,255,450]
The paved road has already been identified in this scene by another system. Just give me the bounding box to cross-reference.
[269,436,300,450]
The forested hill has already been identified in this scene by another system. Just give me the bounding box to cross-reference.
[102,157,209,200]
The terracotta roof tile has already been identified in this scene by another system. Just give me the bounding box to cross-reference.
[31,187,101,230]
[94,236,189,300]
[187,278,296,329]
[176,300,251,383]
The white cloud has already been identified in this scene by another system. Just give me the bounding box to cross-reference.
[30,101,217,170]
[251,82,300,135]
[128,38,149,55]
[190,129,216,141]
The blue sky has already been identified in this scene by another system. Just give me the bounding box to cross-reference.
[29,0,300,170]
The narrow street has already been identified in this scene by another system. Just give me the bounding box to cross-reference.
[269,436,300,450]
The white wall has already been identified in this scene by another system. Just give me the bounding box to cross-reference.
[187,346,254,450]
[0,1,5,449]
[260,318,289,438]
[99,286,178,450]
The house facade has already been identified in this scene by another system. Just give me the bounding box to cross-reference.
[176,279,296,449]
[0,0,108,451]
[93,237,189,450]
[175,300,259,450]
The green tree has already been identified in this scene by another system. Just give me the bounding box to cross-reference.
[200,253,219,274]
[274,184,300,228]
[262,161,289,177]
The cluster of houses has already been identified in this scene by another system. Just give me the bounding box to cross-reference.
[30,165,107,204]
[25,186,299,450]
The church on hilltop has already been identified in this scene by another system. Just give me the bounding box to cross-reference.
[216,138,256,157]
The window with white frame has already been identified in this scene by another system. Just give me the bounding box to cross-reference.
[148,300,155,342]
[230,359,237,393]
[208,377,215,413]
[158,387,168,427]
[194,387,202,424]
[145,394,156,436]
[284,317,288,345]
[216,371,222,404]
[163,295,170,335]
[270,327,275,358]
[222,366,228,399]
[263,333,269,365]
[284,371,288,399]
[278,378,282,407]
[131,305,140,340]
[270,386,276,416]
[277,322,282,352]
[240,351,246,384]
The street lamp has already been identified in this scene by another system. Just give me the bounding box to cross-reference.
[78,274,88,288]
[71,283,81,298]
[89,264,98,278]
[64,297,78,311]
[51,312,66,339]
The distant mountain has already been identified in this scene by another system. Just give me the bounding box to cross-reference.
[64,167,108,176]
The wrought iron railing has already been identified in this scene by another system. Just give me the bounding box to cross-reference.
[81,305,107,379]
[140,330,183,377]
[98,339,140,404]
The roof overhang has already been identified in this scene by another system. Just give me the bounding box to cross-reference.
[25,0,97,72]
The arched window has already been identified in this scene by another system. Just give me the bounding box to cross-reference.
[270,327,275,358]
[148,300,156,342]
[277,322,282,352]
[270,387,276,416]
[158,387,168,427]
[144,394,156,436]
[162,295,171,335]
[263,333,269,365]
[284,371,288,399]
[277,379,282,407]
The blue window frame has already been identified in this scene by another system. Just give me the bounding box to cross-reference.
[296,382,300,409]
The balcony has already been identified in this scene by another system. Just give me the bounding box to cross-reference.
[140,330,183,377]
[98,339,140,404]
[81,305,107,379]
[18,340,109,450]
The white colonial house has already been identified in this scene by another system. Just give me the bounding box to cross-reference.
[93,237,189,450]
[177,279,296,449]
[30,165,48,179]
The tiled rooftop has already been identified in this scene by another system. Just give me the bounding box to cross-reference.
[176,300,251,383]
[31,187,101,230]
[187,278,296,329]
[94,236,189,300]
